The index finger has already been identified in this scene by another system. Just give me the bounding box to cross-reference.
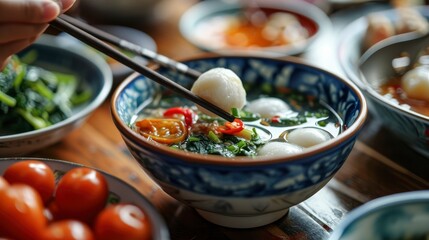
[0,0,60,23]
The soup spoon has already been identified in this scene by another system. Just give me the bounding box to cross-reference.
[359,30,429,89]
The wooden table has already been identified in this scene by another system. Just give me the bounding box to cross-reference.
[32,1,429,239]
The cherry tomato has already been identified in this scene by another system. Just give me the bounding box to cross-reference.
[94,203,152,240]
[0,176,8,191]
[43,220,94,240]
[55,167,109,223]
[0,184,46,240]
[45,200,62,222]
[3,160,55,204]
[135,118,188,144]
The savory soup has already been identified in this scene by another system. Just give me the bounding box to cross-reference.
[379,61,429,116]
[131,68,343,158]
[192,8,313,50]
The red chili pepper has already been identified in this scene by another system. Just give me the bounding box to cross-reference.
[218,118,244,135]
[271,116,281,123]
[163,107,194,127]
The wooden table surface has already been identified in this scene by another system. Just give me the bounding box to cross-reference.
[31,1,429,239]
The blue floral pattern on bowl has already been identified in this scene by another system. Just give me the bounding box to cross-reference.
[112,56,367,228]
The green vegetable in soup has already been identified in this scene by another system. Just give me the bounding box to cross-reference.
[133,85,343,158]
[171,129,264,157]
[0,54,92,134]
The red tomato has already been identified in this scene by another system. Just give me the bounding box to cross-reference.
[0,184,46,240]
[46,200,62,222]
[3,160,55,204]
[0,176,8,191]
[55,167,109,223]
[43,220,94,240]
[94,203,152,240]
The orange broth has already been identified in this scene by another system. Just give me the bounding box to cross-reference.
[194,8,317,49]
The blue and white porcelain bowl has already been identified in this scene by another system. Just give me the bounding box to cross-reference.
[337,6,429,157]
[329,191,429,240]
[111,55,367,228]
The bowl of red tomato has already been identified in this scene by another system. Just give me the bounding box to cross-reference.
[0,157,170,240]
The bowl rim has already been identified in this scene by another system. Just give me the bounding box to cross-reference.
[111,54,368,166]
[179,0,331,57]
[0,157,170,240]
[337,6,429,123]
[329,190,429,240]
[0,34,113,141]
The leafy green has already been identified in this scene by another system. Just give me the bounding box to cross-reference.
[0,54,92,135]
[171,130,264,157]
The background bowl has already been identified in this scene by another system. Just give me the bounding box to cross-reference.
[179,0,331,57]
[0,34,112,157]
[0,157,170,240]
[96,25,157,84]
[337,6,429,157]
[58,24,157,84]
[111,55,367,228]
[329,190,429,240]
[78,0,164,24]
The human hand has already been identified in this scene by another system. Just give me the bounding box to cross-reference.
[0,0,75,69]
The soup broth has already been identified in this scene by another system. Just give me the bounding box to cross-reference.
[380,76,429,116]
[131,87,343,158]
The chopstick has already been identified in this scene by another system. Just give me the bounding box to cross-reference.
[50,17,235,122]
[59,14,202,79]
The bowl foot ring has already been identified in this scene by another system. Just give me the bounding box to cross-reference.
[196,208,290,229]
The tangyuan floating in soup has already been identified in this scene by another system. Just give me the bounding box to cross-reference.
[132,68,343,158]
[191,67,246,116]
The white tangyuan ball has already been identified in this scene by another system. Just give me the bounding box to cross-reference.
[401,65,429,102]
[286,128,332,148]
[191,67,246,116]
[257,142,303,157]
[246,97,290,118]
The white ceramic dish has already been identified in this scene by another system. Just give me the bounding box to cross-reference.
[179,0,331,57]
[0,34,112,157]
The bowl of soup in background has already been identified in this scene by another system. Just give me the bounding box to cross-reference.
[337,6,429,157]
[111,55,367,228]
[329,190,429,240]
[179,0,331,57]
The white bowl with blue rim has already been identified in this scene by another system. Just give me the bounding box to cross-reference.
[179,0,331,57]
[337,6,429,157]
[0,34,112,156]
[111,55,367,228]
[0,157,170,240]
[329,190,429,240]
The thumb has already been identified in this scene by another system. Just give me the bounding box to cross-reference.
[0,0,60,23]
[60,0,76,12]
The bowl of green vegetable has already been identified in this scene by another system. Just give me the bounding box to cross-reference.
[0,34,112,156]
